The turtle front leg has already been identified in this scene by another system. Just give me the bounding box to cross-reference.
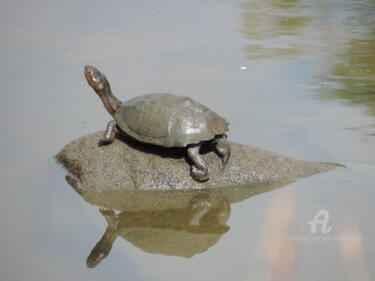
[187,144,210,181]
[215,135,231,164]
[100,120,117,145]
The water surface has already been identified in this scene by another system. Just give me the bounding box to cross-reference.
[0,0,374,280]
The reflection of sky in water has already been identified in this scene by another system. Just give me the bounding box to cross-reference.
[0,0,374,280]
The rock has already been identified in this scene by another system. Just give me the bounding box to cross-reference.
[56,131,338,192]
[56,132,341,266]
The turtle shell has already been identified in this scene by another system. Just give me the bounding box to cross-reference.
[114,93,229,147]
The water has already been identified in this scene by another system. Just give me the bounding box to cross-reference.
[0,0,374,280]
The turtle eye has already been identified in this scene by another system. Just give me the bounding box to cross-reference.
[86,69,93,76]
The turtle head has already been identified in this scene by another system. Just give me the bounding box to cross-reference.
[84,65,110,96]
[84,65,121,116]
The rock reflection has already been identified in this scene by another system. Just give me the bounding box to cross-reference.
[65,175,293,268]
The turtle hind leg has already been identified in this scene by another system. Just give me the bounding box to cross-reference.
[187,144,210,181]
[99,120,117,145]
[215,135,231,164]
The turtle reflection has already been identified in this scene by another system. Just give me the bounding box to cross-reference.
[66,176,231,268]
[66,175,294,268]
[87,196,230,268]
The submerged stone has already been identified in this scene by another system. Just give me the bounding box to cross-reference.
[56,131,337,191]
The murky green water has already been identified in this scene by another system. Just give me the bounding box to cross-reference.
[0,0,374,280]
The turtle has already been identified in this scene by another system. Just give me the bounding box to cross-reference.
[84,65,230,181]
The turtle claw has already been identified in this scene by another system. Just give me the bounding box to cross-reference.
[191,166,210,181]
[215,135,231,165]
[99,207,114,216]
[99,138,113,146]
[221,153,229,165]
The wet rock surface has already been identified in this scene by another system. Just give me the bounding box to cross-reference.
[56,131,338,191]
